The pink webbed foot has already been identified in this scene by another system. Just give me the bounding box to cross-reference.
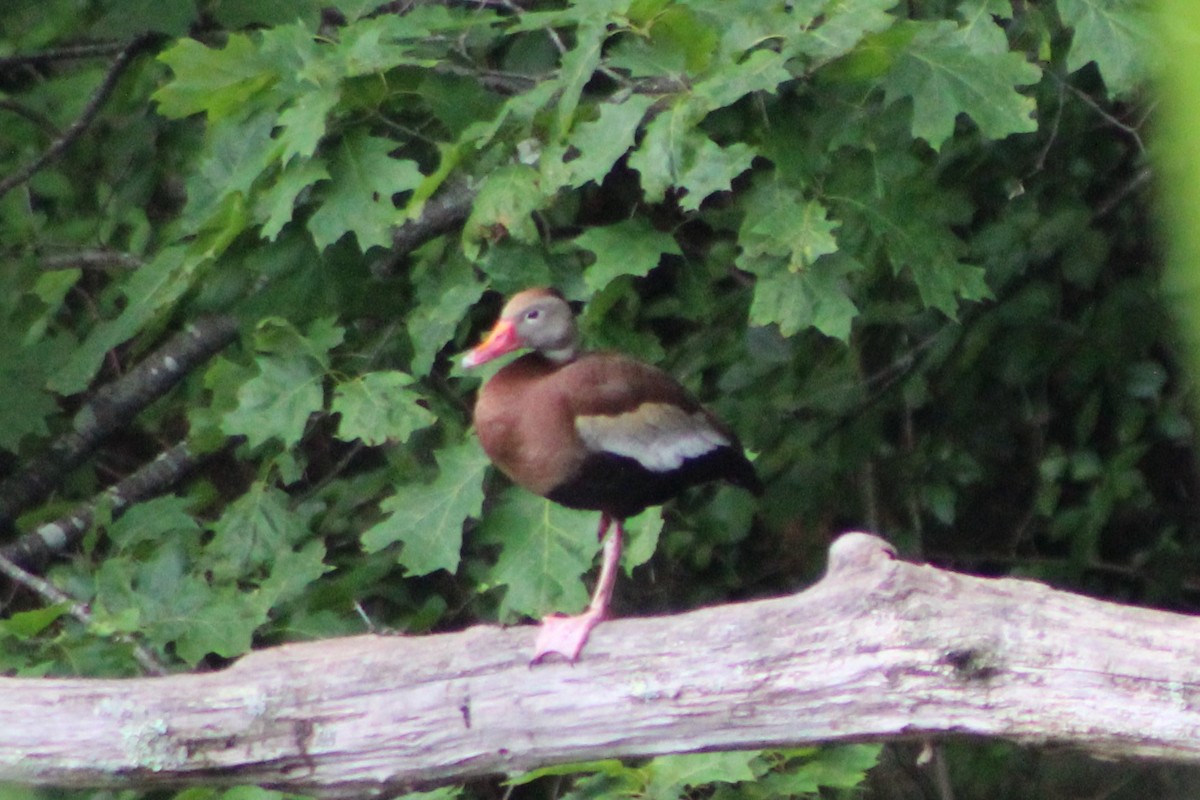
[529,514,624,665]
[531,608,606,663]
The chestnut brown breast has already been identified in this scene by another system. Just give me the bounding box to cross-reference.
[473,352,760,519]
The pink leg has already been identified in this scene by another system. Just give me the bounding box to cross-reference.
[532,514,623,663]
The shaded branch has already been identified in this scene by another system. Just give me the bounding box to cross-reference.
[1,534,1199,797]
[0,99,61,138]
[0,41,133,71]
[392,178,478,256]
[374,178,478,276]
[1,440,209,571]
[0,34,162,201]
[39,249,144,272]
[0,315,239,529]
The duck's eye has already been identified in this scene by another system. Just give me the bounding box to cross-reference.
[525,309,541,321]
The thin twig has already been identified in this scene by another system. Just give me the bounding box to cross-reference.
[0,40,132,70]
[0,99,61,138]
[1094,165,1152,218]
[807,326,954,446]
[431,63,540,94]
[0,551,166,675]
[0,34,162,201]
[1029,78,1065,176]
[1051,71,1147,156]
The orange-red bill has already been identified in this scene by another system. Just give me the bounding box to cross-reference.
[461,319,521,368]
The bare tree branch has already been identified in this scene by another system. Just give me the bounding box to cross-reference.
[1,440,209,571]
[392,179,478,255]
[374,178,478,276]
[0,34,162,201]
[0,315,239,530]
[39,250,144,272]
[1,533,1199,797]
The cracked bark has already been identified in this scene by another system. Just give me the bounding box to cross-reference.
[1,533,1198,797]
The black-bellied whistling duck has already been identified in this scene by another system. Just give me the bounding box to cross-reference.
[463,287,761,662]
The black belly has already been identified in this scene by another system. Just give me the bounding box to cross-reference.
[545,447,761,520]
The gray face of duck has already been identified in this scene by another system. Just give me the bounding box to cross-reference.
[462,288,579,367]
[501,291,579,363]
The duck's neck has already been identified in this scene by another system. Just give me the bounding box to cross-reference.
[539,343,579,364]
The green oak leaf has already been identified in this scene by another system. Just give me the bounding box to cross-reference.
[507,761,627,786]
[0,335,66,451]
[956,0,1015,54]
[646,751,758,798]
[308,131,424,251]
[333,371,436,446]
[361,441,489,576]
[220,354,324,448]
[577,219,682,293]
[555,22,605,140]
[881,20,1040,149]
[1058,0,1154,96]
[745,253,862,340]
[0,604,69,640]
[761,746,883,793]
[93,538,265,664]
[259,539,331,606]
[258,158,331,240]
[213,0,330,27]
[690,48,791,111]
[621,510,663,575]
[107,496,200,549]
[218,321,340,450]
[94,0,198,37]
[335,13,444,75]
[462,165,546,258]
[477,491,662,619]
[410,254,486,377]
[557,95,656,189]
[205,483,314,580]
[476,489,596,619]
[420,72,505,138]
[908,258,991,316]
[452,79,559,159]
[174,585,266,664]
[628,102,702,202]
[683,0,816,57]
[676,138,756,212]
[480,241,555,296]
[182,110,280,236]
[630,108,755,205]
[873,174,990,316]
[276,86,340,164]
[47,246,197,395]
[741,191,840,271]
[797,0,896,60]
[251,316,343,366]
[154,34,278,120]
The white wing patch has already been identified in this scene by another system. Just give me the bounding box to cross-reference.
[575,403,730,472]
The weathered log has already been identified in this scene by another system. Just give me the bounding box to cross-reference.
[2,532,1199,797]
